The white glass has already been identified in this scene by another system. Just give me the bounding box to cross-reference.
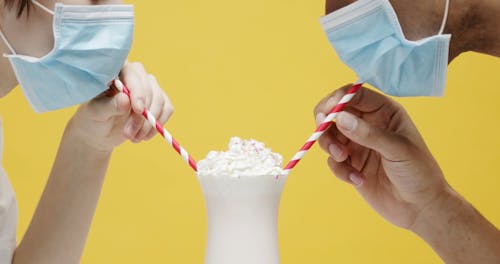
[198,174,287,264]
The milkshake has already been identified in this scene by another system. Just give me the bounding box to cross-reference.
[198,137,288,264]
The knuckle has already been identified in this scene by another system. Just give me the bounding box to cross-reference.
[394,135,415,157]
[364,125,375,140]
[314,94,333,115]
[358,121,377,142]
[131,61,142,69]
[313,103,323,115]
[157,96,166,110]
[159,105,174,123]
[394,103,408,117]
[148,73,157,82]
[166,104,175,115]
[317,137,328,151]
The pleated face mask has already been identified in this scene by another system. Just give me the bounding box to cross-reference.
[320,0,451,97]
[0,0,134,112]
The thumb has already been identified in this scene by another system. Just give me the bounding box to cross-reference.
[336,111,409,161]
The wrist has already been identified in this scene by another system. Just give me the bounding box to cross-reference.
[64,118,114,158]
[410,182,500,263]
[410,185,465,243]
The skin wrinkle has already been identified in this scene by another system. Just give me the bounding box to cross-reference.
[386,107,400,131]
[351,145,372,173]
[359,147,374,174]
[409,185,455,232]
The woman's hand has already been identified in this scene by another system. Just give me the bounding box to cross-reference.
[68,62,174,152]
[314,85,450,229]
[13,62,174,264]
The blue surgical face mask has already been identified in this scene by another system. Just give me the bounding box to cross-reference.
[0,0,134,112]
[320,0,451,97]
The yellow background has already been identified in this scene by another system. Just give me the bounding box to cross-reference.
[1,0,499,263]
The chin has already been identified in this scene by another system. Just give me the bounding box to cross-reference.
[0,85,17,98]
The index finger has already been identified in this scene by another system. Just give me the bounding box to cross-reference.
[314,84,395,117]
[120,62,148,114]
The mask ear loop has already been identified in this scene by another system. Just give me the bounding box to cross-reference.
[0,27,16,55]
[0,0,54,56]
[30,0,55,16]
[438,0,450,35]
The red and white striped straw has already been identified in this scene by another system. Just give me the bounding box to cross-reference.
[283,82,363,175]
[113,79,198,172]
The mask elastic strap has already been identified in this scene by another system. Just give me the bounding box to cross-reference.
[438,0,450,35]
[0,27,16,55]
[31,0,55,16]
[0,0,54,56]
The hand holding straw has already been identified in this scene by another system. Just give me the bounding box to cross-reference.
[283,82,363,175]
[113,79,198,172]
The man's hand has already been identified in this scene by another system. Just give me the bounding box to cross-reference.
[314,85,500,263]
[314,84,449,229]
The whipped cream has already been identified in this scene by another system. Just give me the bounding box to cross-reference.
[197,137,286,178]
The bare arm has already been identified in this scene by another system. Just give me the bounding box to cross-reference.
[325,0,500,60]
[321,0,500,261]
[314,86,500,263]
[11,62,174,264]
[411,188,500,264]
[12,123,112,263]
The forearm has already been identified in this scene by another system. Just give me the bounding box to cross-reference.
[13,120,112,264]
[411,187,500,264]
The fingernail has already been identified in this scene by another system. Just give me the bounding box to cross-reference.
[349,173,363,186]
[316,113,326,125]
[328,144,343,159]
[337,112,357,132]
